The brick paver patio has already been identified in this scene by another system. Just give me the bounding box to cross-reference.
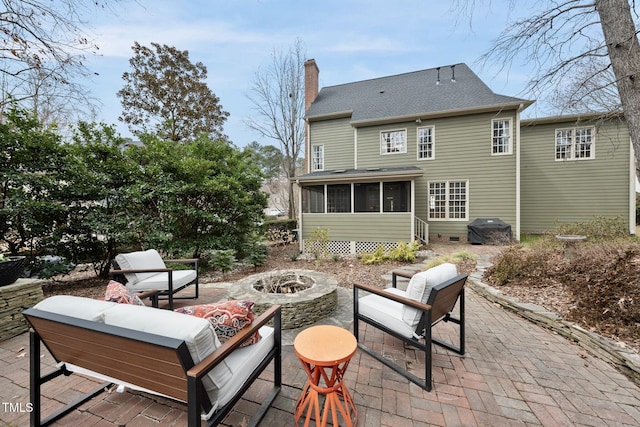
[1,284,639,426]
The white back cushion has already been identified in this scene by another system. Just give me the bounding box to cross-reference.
[115,249,166,284]
[34,295,115,322]
[401,262,458,328]
[102,303,233,395]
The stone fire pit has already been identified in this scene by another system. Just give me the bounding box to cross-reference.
[230,269,338,329]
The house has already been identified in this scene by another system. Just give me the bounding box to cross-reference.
[295,59,635,255]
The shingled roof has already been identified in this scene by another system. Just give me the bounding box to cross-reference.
[305,63,533,125]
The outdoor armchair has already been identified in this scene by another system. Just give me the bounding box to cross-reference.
[110,249,199,310]
[353,262,467,390]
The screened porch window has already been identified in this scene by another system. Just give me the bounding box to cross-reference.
[302,185,324,213]
[354,182,380,212]
[383,182,410,212]
[327,184,351,213]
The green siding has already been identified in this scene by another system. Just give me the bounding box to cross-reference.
[520,119,631,233]
[301,213,412,242]
[309,118,354,170]
[355,112,519,239]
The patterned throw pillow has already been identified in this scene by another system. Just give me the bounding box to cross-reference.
[105,280,145,306]
[175,300,261,347]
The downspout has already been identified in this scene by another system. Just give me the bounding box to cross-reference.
[516,104,523,241]
[630,137,637,235]
[411,179,416,242]
[296,179,303,253]
[354,127,358,169]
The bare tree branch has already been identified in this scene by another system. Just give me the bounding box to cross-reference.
[244,38,306,219]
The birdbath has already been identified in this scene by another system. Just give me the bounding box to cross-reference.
[555,234,587,260]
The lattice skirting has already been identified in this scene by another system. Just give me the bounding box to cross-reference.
[303,240,399,255]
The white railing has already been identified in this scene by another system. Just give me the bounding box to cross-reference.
[415,217,428,244]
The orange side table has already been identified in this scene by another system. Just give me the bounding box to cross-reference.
[294,325,358,427]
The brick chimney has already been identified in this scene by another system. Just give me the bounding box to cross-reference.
[304,58,319,112]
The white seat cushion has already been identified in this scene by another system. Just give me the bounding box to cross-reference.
[115,249,166,285]
[401,263,458,328]
[102,303,233,403]
[216,325,275,409]
[358,288,415,339]
[129,269,197,291]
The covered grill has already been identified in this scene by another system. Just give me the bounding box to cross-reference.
[467,218,511,244]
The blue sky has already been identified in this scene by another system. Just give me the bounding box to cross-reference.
[83,0,540,147]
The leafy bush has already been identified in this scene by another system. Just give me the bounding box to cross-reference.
[556,241,640,331]
[483,242,559,286]
[423,250,477,270]
[360,241,421,265]
[553,215,629,241]
[245,243,268,269]
[28,256,75,279]
[360,245,388,265]
[306,227,330,260]
[204,249,236,274]
[388,241,421,262]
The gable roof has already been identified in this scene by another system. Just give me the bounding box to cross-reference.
[306,63,533,125]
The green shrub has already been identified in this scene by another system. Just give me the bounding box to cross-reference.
[483,243,559,286]
[306,227,330,260]
[245,243,267,269]
[360,244,388,265]
[29,256,75,279]
[360,241,421,265]
[206,249,236,274]
[423,250,477,271]
[388,241,421,262]
[553,215,629,241]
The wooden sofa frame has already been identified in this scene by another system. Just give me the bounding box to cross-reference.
[23,304,282,427]
[353,272,467,391]
[110,257,199,310]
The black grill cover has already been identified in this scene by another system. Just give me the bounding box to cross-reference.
[467,218,511,244]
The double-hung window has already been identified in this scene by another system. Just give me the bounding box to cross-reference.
[311,145,324,171]
[380,129,406,154]
[428,181,468,220]
[492,119,512,155]
[555,127,595,160]
[417,126,435,160]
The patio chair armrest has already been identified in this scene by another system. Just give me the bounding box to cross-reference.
[391,269,415,288]
[187,305,282,380]
[354,282,432,312]
[109,267,173,275]
[165,258,199,266]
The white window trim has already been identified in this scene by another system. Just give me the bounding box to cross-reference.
[427,180,469,221]
[491,118,513,156]
[417,125,435,160]
[311,144,324,171]
[554,126,596,161]
[380,129,407,155]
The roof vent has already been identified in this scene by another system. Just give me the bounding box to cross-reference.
[379,90,385,94]
[451,65,456,83]
[436,67,440,85]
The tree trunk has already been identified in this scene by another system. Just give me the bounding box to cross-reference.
[596,0,640,177]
